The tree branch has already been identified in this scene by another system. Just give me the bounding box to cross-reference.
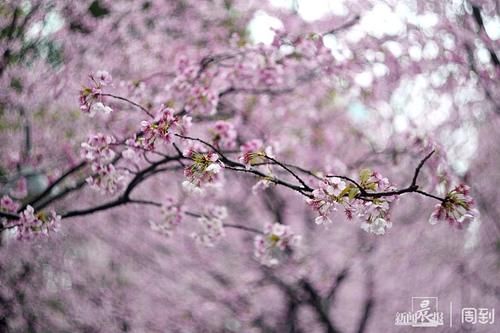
[21,161,87,211]
[300,279,340,333]
[326,267,349,303]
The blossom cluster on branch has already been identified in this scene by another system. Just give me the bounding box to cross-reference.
[1,196,60,240]
[307,170,397,235]
[429,184,477,228]
[0,0,492,271]
[80,133,127,193]
[79,70,113,117]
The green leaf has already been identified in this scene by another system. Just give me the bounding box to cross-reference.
[337,186,349,198]
[348,187,359,200]
[359,168,372,183]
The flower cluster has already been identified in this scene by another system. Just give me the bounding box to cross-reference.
[353,170,396,235]
[81,134,126,193]
[168,57,219,115]
[307,169,396,235]
[191,205,227,247]
[307,177,347,225]
[149,199,184,237]
[12,205,60,241]
[254,223,301,266]
[429,184,476,228]
[138,106,192,150]
[0,195,19,229]
[238,139,273,169]
[182,148,223,193]
[360,215,392,235]
[210,121,237,149]
[79,70,113,117]
[1,195,19,214]
[81,133,116,163]
[94,70,113,86]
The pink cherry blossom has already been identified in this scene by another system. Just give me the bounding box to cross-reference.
[429,184,477,228]
[211,120,237,149]
[15,205,60,240]
[254,222,301,266]
[191,205,227,247]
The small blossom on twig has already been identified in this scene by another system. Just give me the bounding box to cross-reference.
[183,149,223,193]
[429,184,476,228]
[12,205,60,240]
[81,134,126,193]
[79,70,113,116]
[149,199,184,237]
[192,205,227,246]
[238,139,273,169]
[254,222,301,266]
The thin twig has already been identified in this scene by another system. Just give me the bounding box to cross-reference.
[100,93,154,118]
[264,155,312,191]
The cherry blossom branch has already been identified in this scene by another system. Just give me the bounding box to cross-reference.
[175,133,314,197]
[176,131,445,203]
[30,121,177,211]
[414,190,446,202]
[328,150,446,202]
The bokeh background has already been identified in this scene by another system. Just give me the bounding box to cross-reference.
[1,0,499,332]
